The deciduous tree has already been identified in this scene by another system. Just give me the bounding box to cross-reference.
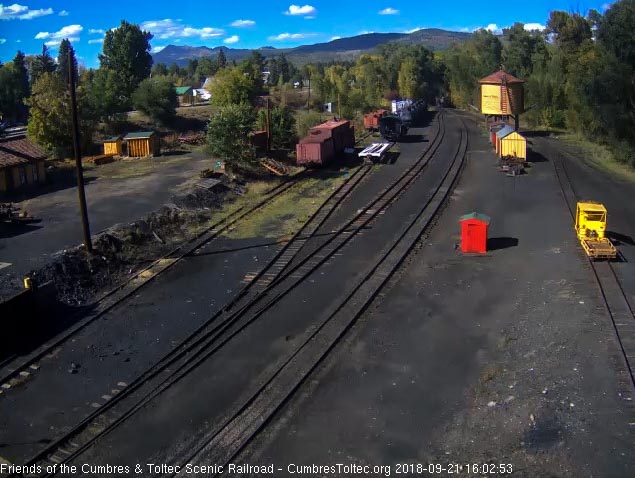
[209,67,257,106]
[99,20,153,111]
[132,77,178,126]
[26,73,93,157]
[206,104,256,169]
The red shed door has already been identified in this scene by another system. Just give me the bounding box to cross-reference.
[467,224,478,252]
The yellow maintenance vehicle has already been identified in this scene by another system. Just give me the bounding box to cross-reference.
[575,201,617,259]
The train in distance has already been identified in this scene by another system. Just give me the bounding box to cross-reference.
[379,99,427,141]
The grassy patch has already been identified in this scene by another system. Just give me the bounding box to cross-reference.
[94,156,191,180]
[224,172,351,240]
[557,133,635,183]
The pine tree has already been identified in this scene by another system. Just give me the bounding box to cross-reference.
[217,49,227,69]
[57,39,78,87]
[12,50,30,122]
[31,44,56,85]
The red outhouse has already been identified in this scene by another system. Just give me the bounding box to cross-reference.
[459,212,490,254]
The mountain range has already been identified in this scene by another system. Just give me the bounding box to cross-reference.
[152,28,471,66]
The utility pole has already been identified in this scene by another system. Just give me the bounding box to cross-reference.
[307,70,311,112]
[265,97,272,152]
[337,92,341,119]
[68,50,92,252]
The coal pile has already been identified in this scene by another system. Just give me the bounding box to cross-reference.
[23,181,236,306]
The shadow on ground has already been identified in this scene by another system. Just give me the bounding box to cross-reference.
[0,296,97,362]
[607,231,634,246]
[2,168,98,202]
[487,237,519,251]
[0,223,42,239]
[529,151,550,163]
[399,134,425,144]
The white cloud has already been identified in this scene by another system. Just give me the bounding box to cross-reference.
[379,7,399,15]
[224,35,239,44]
[89,28,104,34]
[231,19,255,27]
[268,32,315,41]
[88,38,103,44]
[330,36,341,41]
[0,38,6,44]
[471,22,545,34]
[0,3,53,20]
[285,4,317,17]
[141,19,224,39]
[485,23,501,34]
[58,10,68,16]
[358,30,375,35]
[523,23,545,31]
[151,45,166,53]
[35,24,83,45]
[404,26,423,33]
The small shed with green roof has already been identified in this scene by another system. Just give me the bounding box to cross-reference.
[103,135,123,156]
[124,131,160,157]
[459,212,491,254]
[175,86,194,106]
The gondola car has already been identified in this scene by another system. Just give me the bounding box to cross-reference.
[378,115,408,141]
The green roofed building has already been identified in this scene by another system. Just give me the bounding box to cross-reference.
[175,86,194,106]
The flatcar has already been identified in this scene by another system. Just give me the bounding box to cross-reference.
[379,115,408,141]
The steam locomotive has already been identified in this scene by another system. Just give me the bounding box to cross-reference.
[378,99,427,141]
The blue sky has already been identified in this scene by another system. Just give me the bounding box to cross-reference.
[0,0,613,68]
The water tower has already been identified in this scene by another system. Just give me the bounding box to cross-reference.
[479,69,524,130]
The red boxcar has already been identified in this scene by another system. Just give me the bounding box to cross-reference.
[309,120,355,153]
[296,119,355,166]
[363,109,388,130]
[296,137,335,166]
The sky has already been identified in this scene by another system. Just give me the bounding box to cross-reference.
[0,0,614,68]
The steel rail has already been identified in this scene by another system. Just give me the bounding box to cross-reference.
[15,114,446,477]
[171,115,469,475]
[551,151,635,395]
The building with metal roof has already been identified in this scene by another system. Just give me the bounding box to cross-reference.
[0,135,47,194]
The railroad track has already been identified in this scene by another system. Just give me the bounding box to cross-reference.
[9,113,446,476]
[170,113,467,476]
[0,177,300,386]
[552,152,635,400]
[0,128,379,390]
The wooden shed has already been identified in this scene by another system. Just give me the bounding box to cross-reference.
[103,136,123,156]
[175,86,194,106]
[124,132,160,157]
[479,69,524,116]
[0,135,47,194]
[496,126,526,160]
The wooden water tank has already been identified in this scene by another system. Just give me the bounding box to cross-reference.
[479,70,524,116]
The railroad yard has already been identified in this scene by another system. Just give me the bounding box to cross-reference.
[1,3,635,476]
[0,107,633,477]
